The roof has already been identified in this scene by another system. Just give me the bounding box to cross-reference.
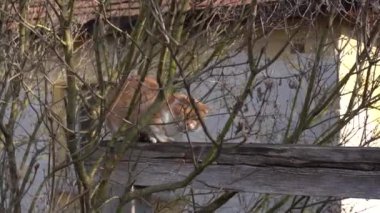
[3,0,377,31]
[4,0,253,29]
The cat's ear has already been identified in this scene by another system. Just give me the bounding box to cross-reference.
[197,101,210,114]
[143,76,160,89]
[203,105,210,114]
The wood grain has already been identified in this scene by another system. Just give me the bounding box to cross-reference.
[89,143,380,199]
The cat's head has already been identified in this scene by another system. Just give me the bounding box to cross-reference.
[170,93,209,132]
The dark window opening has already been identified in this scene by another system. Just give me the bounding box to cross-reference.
[291,42,305,54]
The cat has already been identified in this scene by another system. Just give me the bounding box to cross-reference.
[105,75,209,143]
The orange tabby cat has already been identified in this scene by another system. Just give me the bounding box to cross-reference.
[106,75,209,143]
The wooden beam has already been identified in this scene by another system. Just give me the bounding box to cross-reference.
[90,143,380,199]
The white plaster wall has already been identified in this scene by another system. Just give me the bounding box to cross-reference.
[182,30,338,147]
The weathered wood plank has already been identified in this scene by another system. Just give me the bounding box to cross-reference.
[116,143,380,170]
[90,143,380,199]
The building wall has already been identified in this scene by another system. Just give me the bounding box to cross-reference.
[338,24,380,147]
[185,19,339,146]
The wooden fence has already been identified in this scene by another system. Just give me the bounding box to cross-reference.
[93,142,380,199]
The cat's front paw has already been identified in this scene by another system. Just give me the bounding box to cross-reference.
[149,136,158,143]
[149,136,175,143]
